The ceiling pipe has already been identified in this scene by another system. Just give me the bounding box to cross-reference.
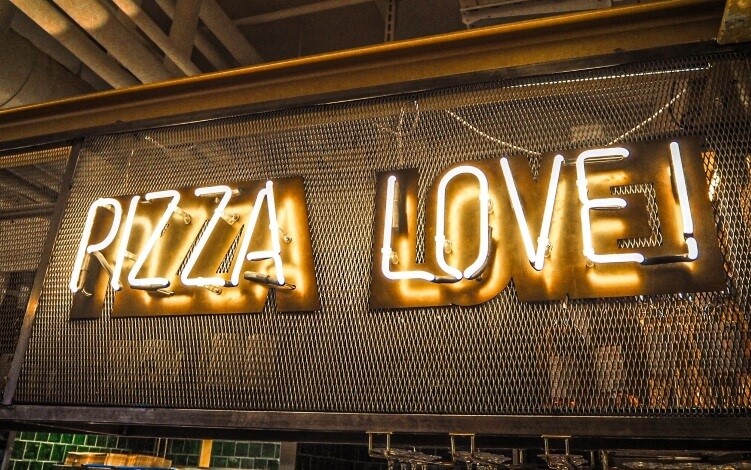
[0,11,92,110]
[11,10,81,77]
[52,0,175,83]
[110,0,201,76]
[0,31,93,108]
[154,0,229,70]
[7,0,138,88]
[10,10,109,91]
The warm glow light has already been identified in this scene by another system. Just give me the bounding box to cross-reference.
[230,181,286,287]
[181,185,234,287]
[380,175,436,282]
[576,148,645,265]
[670,142,694,235]
[435,166,490,280]
[687,238,698,260]
[708,169,720,202]
[128,190,181,290]
[670,141,699,260]
[500,154,564,271]
[110,196,140,291]
[70,198,123,292]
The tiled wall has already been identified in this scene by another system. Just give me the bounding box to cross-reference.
[8,433,280,470]
[9,432,153,470]
[167,439,281,470]
[165,439,201,467]
[212,441,279,470]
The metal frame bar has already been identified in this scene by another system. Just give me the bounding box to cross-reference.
[279,442,297,470]
[0,406,750,441]
[1,141,81,405]
[0,432,15,470]
[0,0,726,150]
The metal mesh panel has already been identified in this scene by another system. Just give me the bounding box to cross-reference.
[0,148,67,209]
[0,146,70,397]
[16,52,751,417]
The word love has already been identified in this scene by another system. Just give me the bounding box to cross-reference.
[369,138,725,308]
[69,177,319,318]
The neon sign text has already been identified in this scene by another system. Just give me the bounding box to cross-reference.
[370,139,725,308]
[70,177,319,318]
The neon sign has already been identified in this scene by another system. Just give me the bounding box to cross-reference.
[370,138,725,308]
[69,139,725,317]
[70,177,320,319]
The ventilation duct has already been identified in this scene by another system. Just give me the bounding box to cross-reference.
[0,27,92,109]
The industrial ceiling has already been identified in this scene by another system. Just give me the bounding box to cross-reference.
[0,0,654,109]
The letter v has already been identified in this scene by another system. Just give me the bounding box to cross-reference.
[500,154,564,271]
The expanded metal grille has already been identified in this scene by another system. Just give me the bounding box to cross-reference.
[0,146,70,398]
[16,51,751,417]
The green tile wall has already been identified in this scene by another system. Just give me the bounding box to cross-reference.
[166,439,201,467]
[167,439,280,469]
[9,433,280,470]
[9,433,153,470]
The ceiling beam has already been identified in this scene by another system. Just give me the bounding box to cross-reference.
[198,0,262,65]
[165,0,201,74]
[154,0,230,70]
[7,0,138,88]
[235,0,374,26]
[111,0,201,75]
[52,0,175,83]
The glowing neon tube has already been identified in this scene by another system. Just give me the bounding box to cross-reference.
[380,175,436,282]
[500,154,564,271]
[249,181,285,285]
[110,195,140,291]
[230,181,286,287]
[576,148,645,265]
[70,198,123,292]
[670,141,699,260]
[128,190,180,289]
[181,185,234,287]
[435,165,490,280]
